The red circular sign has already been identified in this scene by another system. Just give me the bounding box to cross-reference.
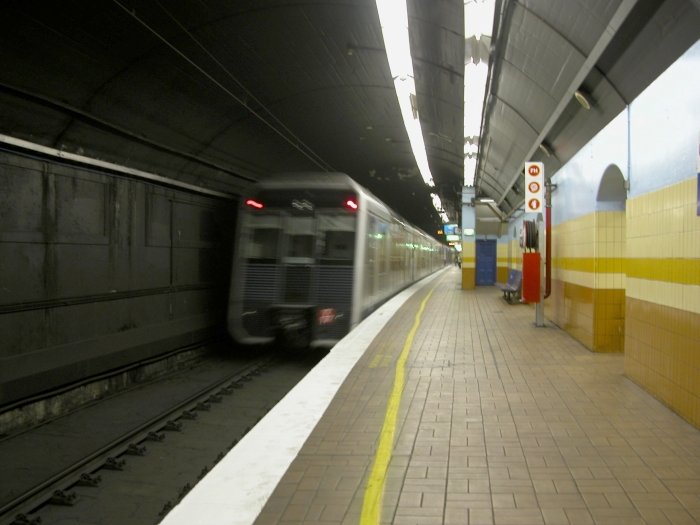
[528,181,540,193]
[528,198,541,211]
[528,165,540,176]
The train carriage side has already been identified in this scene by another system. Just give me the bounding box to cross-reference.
[352,188,395,325]
[353,192,448,322]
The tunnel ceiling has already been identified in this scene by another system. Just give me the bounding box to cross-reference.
[0,0,698,236]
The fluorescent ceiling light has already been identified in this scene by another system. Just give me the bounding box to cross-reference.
[376,0,448,222]
[431,193,450,224]
[464,157,477,186]
[464,142,478,155]
[463,0,495,187]
[465,0,495,39]
[574,89,592,110]
[464,62,489,137]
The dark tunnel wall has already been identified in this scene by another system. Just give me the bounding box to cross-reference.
[0,150,238,405]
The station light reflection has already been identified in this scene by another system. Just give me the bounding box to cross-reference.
[375,0,449,224]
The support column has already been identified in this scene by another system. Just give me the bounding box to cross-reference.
[461,187,476,289]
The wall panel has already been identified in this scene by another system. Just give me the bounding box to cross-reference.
[624,177,700,427]
[0,151,237,405]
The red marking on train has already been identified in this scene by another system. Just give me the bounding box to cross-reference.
[245,199,264,209]
[344,199,358,211]
[317,308,336,325]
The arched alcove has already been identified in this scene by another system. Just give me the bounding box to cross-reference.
[596,164,627,210]
[593,164,627,352]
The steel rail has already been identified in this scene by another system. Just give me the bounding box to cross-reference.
[0,356,273,524]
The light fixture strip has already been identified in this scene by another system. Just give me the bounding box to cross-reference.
[463,0,495,187]
[376,0,449,222]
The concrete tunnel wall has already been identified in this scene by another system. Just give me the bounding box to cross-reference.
[0,150,238,405]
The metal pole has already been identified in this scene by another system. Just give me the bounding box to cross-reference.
[535,212,545,327]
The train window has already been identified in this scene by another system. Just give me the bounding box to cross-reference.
[318,214,355,263]
[318,214,354,231]
[247,228,280,260]
[323,231,354,260]
[285,216,315,259]
[245,212,281,261]
[288,234,314,257]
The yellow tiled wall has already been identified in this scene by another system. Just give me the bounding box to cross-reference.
[461,241,475,289]
[547,210,626,352]
[549,213,594,347]
[496,242,509,283]
[624,177,700,427]
[594,211,626,352]
[509,237,522,270]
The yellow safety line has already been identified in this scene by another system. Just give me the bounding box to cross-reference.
[360,288,435,525]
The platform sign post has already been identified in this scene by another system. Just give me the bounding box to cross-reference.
[524,162,546,326]
[525,162,544,214]
[535,212,545,327]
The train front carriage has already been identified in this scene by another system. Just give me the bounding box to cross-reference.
[228,174,362,349]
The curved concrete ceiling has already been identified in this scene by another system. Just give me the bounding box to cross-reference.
[480,0,700,218]
[0,0,698,236]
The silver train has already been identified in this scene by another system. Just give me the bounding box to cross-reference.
[227,173,449,349]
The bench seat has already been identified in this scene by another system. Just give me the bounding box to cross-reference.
[497,269,522,304]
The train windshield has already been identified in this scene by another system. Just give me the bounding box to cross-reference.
[243,188,357,264]
[245,212,282,262]
[318,215,355,263]
[286,215,315,261]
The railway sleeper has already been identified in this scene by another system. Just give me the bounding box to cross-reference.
[76,473,102,487]
[147,431,165,441]
[158,501,173,517]
[49,489,77,506]
[177,483,191,500]
[164,420,183,431]
[103,457,126,470]
[127,443,147,456]
[181,409,198,419]
[11,513,41,525]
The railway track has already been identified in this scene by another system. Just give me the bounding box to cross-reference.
[0,346,323,525]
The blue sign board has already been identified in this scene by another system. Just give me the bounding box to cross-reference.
[444,223,459,235]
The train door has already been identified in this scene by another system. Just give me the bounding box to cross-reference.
[315,212,356,340]
[280,213,317,303]
[364,215,379,303]
[376,219,389,296]
[408,232,416,282]
[237,209,284,339]
[390,220,403,291]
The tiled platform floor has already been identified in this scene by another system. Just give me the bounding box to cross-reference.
[255,268,700,525]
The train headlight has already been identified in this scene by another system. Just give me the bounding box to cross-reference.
[343,198,358,211]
